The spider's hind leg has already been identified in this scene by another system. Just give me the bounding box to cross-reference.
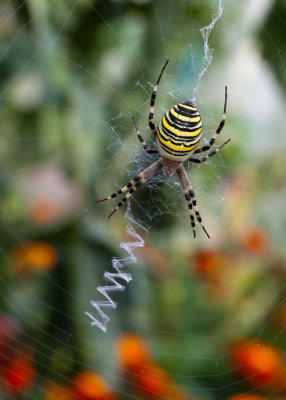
[98,159,163,218]
[96,177,140,203]
[108,183,140,218]
[177,165,210,239]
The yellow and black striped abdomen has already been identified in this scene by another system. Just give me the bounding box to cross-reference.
[157,101,202,161]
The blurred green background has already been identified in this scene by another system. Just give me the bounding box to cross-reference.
[1,0,286,399]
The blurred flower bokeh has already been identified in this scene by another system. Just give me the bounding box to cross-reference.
[0,0,286,399]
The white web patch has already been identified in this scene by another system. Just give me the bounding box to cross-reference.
[193,0,223,100]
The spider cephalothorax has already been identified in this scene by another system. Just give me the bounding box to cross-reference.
[97,60,230,238]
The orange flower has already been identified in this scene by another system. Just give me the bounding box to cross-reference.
[44,382,75,400]
[239,225,270,255]
[115,334,193,399]
[10,241,58,273]
[137,362,171,398]
[230,339,285,391]
[1,355,36,397]
[115,333,153,372]
[73,371,116,400]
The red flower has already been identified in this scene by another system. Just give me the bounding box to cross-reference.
[230,339,285,391]
[137,362,171,398]
[1,354,36,397]
[0,317,20,366]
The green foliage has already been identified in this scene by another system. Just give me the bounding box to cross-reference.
[1,1,286,399]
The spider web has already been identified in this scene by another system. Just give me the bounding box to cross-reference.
[85,0,224,332]
[1,1,286,400]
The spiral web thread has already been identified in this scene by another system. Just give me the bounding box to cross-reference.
[85,220,144,333]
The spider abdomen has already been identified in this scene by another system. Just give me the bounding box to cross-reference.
[157,101,202,161]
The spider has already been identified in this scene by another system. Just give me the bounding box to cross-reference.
[97,60,230,238]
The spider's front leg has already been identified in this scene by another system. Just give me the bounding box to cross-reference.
[189,138,231,164]
[193,86,228,155]
[149,59,169,136]
[132,117,158,154]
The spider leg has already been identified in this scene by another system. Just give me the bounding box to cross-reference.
[108,187,137,218]
[193,86,227,154]
[177,166,210,239]
[189,138,231,164]
[182,192,196,238]
[104,159,162,218]
[132,116,158,154]
[96,176,141,203]
[149,60,169,136]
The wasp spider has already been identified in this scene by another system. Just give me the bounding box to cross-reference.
[97,60,230,238]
